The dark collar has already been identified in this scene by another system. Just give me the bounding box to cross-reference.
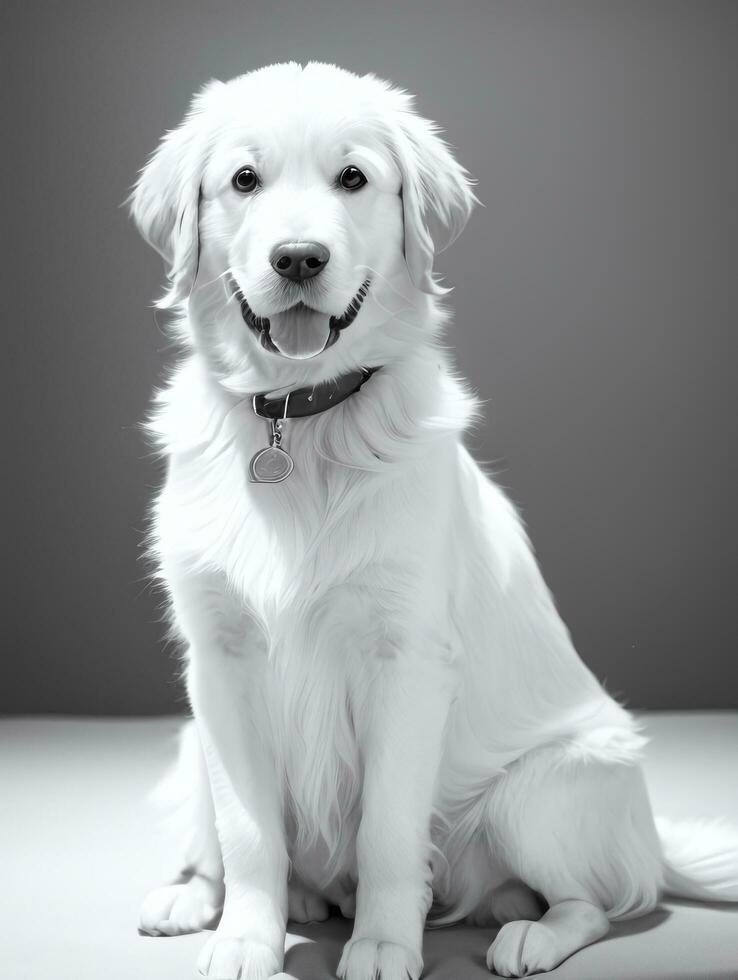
[252,366,380,421]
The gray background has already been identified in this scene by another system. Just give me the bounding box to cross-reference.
[3,1,736,715]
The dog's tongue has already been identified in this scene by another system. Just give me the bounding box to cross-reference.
[268,305,331,359]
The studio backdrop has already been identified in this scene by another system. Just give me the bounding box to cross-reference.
[3,0,735,714]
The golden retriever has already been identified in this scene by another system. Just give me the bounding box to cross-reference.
[130,62,738,980]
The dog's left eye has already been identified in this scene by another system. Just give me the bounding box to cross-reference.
[232,167,260,193]
[338,166,367,191]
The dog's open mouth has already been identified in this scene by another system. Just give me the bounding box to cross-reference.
[228,277,371,359]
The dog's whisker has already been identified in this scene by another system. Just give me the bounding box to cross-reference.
[353,264,415,313]
[194,268,238,293]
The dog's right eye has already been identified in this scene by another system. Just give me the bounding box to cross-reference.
[232,167,260,193]
[338,166,368,191]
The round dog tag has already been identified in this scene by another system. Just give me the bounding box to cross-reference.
[249,446,294,483]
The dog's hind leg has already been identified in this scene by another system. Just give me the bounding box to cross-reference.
[483,738,662,976]
[487,899,609,977]
[139,720,225,936]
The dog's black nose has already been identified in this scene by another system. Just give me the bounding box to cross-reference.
[270,242,330,281]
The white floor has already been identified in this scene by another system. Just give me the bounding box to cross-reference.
[2,712,737,979]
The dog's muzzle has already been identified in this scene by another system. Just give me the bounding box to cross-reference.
[227,276,371,360]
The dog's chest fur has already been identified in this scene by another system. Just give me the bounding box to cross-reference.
[153,357,469,885]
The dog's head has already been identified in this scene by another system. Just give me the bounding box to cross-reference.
[130,62,477,387]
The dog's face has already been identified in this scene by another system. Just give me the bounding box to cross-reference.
[131,63,476,388]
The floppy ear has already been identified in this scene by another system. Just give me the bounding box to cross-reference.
[390,109,479,295]
[128,82,220,309]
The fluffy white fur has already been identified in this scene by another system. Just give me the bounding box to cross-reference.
[130,62,738,980]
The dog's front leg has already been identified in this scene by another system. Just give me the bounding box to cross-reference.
[167,565,287,980]
[338,643,456,980]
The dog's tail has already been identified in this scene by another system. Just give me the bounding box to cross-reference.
[658,816,738,902]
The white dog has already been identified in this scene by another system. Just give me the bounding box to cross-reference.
[130,62,738,980]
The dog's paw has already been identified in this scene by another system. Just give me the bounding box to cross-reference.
[197,932,282,980]
[337,938,422,980]
[139,876,223,936]
[287,882,330,924]
[486,920,559,977]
